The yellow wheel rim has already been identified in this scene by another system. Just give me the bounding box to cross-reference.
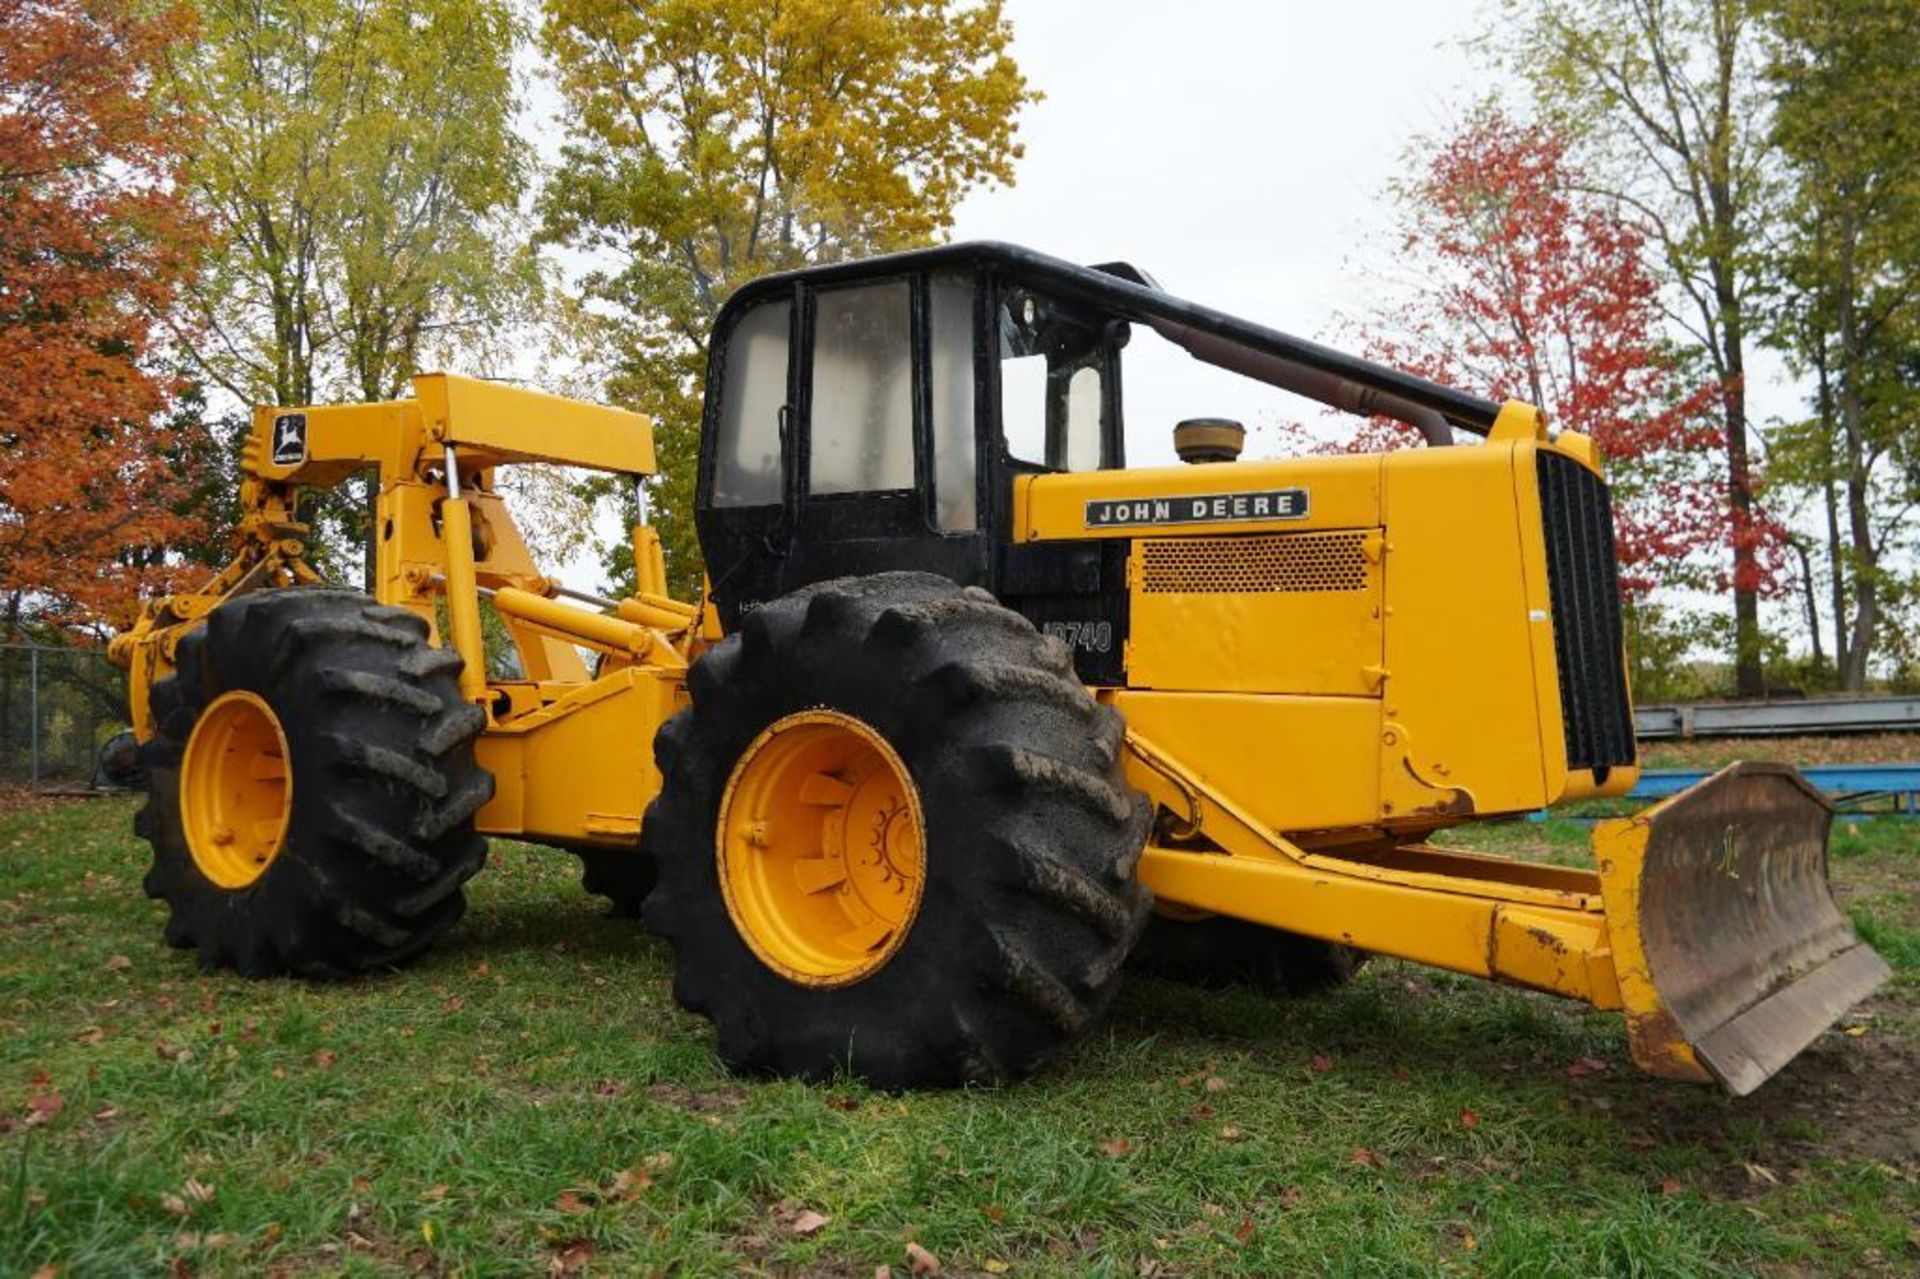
[180,690,292,890]
[716,710,926,987]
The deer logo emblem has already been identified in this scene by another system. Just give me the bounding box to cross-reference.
[271,413,307,466]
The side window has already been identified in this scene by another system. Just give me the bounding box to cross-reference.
[809,280,914,494]
[1063,366,1103,471]
[711,300,790,507]
[928,274,978,530]
[997,286,1107,472]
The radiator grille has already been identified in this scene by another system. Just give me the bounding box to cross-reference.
[1139,531,1369,594]
[1537,451,1637,777]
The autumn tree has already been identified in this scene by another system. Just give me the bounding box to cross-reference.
[167,0,535,579]
[0,0,210,636]
[1503,0,1779,695]
[538,0,1038,596]
[1339,111,1733,691]
[1760,0,1920,689]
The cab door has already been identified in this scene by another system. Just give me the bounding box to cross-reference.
[695,272,990,628]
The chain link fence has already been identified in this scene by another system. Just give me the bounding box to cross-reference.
[0,644,134,789]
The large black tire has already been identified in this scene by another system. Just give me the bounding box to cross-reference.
[574,848,655,918]
[1128,914,1368,995]
[136,588,494,977]
[640,572,1151,1087]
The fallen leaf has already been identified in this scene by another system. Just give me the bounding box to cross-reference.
[1844,1024,1869,1038]
[1565,1057,1609,1078]
[1276,1185,1303,1208]
[473,962,490,977]
[549,1238,595,1276]
[312,1049,338,1071]
[1459,1109,1480,1129]
[1658,1177,1682,1196]
[1352,1147,1387,1170]
[905,1241,940,1275]
[1189,1103,1216,1120]
[1744,1163,1779,1186]
[442,995,464,1013]
[788,1208,829,1236]
[826,1095,860,1111]
[23,1092,62,1127]
[591,1080,627,1099]
[30,1265,60,1279]
[984,1204,1006,1223]
[421,1184,450,1202]
[155,1040,192,1064]
[105,955,131,971]
[607,1168,651,1201]
[554,1190,589,1215]
[1219,1125,1244,1142]
[1308,1055,1334,1074]
[182,1179,215,1204]
[74,1027,106,1046]
[1234,1216,1255,1244]
[161,1193,190,1218]
[1099,1138,1133,1157]
[642,1152,675,1174]
[1202,1076,1228,1094]
[984,1262,1010,1275]
[92,1105,119,1123]
[1625,1133,1657,1150]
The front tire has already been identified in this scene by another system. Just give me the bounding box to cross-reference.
[136,588,493,977]
[640,573,1151,1087]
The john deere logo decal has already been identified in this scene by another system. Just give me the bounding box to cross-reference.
[1085,488,1309,528]
[271,413,308,466]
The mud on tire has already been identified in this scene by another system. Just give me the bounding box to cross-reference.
[640,572,1152,1087]
[136,588,493,976]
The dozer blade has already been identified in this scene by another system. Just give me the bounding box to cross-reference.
[1593,761,1890,1096]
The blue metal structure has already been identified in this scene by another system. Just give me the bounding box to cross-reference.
[1632,765,1920,815]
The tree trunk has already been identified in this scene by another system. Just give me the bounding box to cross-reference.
[1789,537,1823,674]
[1719,288,1764,697]
[1836,223,1878,691]
[1814,350,1850,673]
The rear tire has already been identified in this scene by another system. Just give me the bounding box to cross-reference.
[640,572,1151,1087]
[1129,914,1368,995]
[136,588,493,977]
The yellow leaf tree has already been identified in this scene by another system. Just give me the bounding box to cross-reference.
[538,0,1037,595]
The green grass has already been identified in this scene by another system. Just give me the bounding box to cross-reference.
[4,799,1918,1276]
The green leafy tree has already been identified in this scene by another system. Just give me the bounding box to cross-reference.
[538,0,1037,597]
[1761,0,1920,689]
[1502,0,1781,695]
[167,0,536,577]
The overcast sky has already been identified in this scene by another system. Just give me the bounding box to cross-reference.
[948,0,1491,464]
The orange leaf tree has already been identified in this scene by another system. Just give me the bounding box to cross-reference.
[1340,110,1775,604]
[0,0,209,637]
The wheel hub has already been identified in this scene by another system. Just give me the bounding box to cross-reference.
[180,690,292,889]
[716,710,926,987]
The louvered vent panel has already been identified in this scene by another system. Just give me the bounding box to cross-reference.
[1536,451,1637,775]
[1139,531,1369,595]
